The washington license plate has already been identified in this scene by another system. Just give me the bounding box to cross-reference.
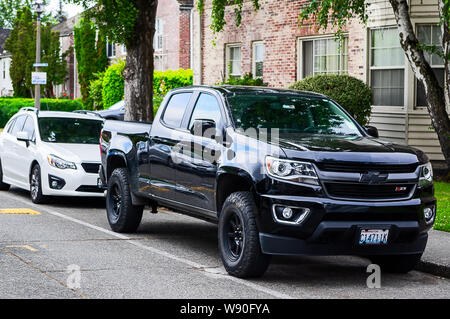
[359,229,389,245]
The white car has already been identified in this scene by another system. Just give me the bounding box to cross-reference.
[0,108,105,203]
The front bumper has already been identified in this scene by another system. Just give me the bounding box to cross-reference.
[257,194,435,256]
[41,163,104,197]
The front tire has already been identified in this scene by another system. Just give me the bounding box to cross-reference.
[106,168,144,233]
[0,160,10,191]
[218,191,270,278]
[30,164,46,204]
[369,253,422,273]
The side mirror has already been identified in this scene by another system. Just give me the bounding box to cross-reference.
[16,131,30,142]
[190,119,217,138]
[365,125,379,138]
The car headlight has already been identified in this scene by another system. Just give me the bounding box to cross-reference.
[47,154,77,170]
[419,162,433,187]
[265,156,318,185]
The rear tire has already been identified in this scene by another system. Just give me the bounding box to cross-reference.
[218,191,271,278]
[0,160,10,191]
[106,168,144,233]
[369,253,422,273]
[30,164,46,204]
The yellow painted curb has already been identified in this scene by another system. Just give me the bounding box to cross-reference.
[0,208,41,215]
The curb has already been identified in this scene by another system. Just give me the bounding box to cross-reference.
[416,260,450,279]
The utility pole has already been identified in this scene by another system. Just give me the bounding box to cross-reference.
[32,2,45,110]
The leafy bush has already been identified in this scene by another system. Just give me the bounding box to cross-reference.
[89,72,105,110]
[289,74,372,126]
[102,60,125,108]
[153,69,193,112]
[0,98,84,127]
[220,73,267,86]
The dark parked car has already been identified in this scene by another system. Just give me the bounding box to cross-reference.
[97,100,125,120]
[99,86,436,278]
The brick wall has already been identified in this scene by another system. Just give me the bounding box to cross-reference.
[179,8,191,69]
[196,0,366,87]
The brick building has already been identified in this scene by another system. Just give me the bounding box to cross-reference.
[192,0,447,163]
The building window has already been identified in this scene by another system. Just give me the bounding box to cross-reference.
[300,37,348,78]
[154,18,163,51]
[226,45,242,77]
[252,42,264,78]
[107,42,116,58]
[370,27,405,107]
[416,24,444,107]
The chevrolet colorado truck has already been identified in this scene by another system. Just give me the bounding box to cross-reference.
[99,86,436,278]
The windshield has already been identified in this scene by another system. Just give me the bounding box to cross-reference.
[109,100,125,110]
[226,93,362,136]
[38,117,103,144]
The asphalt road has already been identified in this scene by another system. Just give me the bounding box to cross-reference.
[0,187,449,299]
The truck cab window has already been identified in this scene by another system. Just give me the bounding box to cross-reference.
[188,93,222,131]
[162,92,192,128]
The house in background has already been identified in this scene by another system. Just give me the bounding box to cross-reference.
[154,0,194,71]
[191,0,447,165]
[0,29,12,97]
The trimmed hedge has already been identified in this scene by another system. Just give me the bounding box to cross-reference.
[289,74,372,126]
[220,73,267,86]
[153,69,193,112]
[102,60,125,108]
[0,98,84,127]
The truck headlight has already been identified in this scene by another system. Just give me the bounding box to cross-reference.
[47,154,77,170]
[418,162,433,187]
[265,156,318,185]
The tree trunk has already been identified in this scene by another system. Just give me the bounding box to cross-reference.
[123,0,158,122]
[390,0,450,168]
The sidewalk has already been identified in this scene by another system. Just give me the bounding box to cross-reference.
[416,229,450,278]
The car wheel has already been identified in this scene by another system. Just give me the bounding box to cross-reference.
[218,191,271,278]
[106,168,144,233]
[369,253,422,273]
[0,160,10,191]
[30,164,46,204]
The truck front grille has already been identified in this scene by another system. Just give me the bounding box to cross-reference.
[324,182,415,200]
[316,162,418,174]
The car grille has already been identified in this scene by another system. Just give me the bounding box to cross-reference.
[316,162,418,174]
[324,182,415,200]
[323,212,418,222]
[81,163,101,174]
[76,185,104,193]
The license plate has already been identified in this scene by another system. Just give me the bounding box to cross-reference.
[359,229,389,245]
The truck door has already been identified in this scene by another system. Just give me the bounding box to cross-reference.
[174,93,225,214]
[147,92,193,202]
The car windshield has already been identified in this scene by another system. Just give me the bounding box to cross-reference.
[226,93,362,136]
[109,100,124,110]
[38,117,103,144]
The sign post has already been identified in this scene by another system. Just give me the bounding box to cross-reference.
[32,2,45,110]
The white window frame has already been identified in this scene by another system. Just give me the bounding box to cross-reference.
[414,23,445,108]
[252,41,264,78]
[106,41,116,59]
[226,44,242,77]
[368,26,407,108]
[154,18,163,51]
[297,35,348,80]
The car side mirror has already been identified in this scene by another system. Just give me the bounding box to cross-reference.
[190,119,217,138]
[365,125,379,138]
[16,131,31,146]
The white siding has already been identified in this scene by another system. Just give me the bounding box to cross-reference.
[369,111,407,145]
[408,113,445,161]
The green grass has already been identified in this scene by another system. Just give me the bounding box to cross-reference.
[434,182,450,232]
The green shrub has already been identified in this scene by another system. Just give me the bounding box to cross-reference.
[289,74,372,126]
[102,60,125,108]
[220,73,267,87]
[0,98,84,127]
[153,69,193,113]
[89,72,105,110]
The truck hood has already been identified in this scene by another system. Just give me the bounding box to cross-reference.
[41,143,101,163]
[272,134,428,165]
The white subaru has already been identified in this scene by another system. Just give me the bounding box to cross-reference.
[0,108,105,203]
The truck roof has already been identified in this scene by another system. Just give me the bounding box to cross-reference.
[173,85,328,99]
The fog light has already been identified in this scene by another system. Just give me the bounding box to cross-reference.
[48,175,65,190]
[424,206,435,224]
[282,207,293,219]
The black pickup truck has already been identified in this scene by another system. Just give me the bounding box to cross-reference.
[99,86,436,278]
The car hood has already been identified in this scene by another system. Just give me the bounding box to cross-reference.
[41,143,100,163]
[272,134,428,165]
